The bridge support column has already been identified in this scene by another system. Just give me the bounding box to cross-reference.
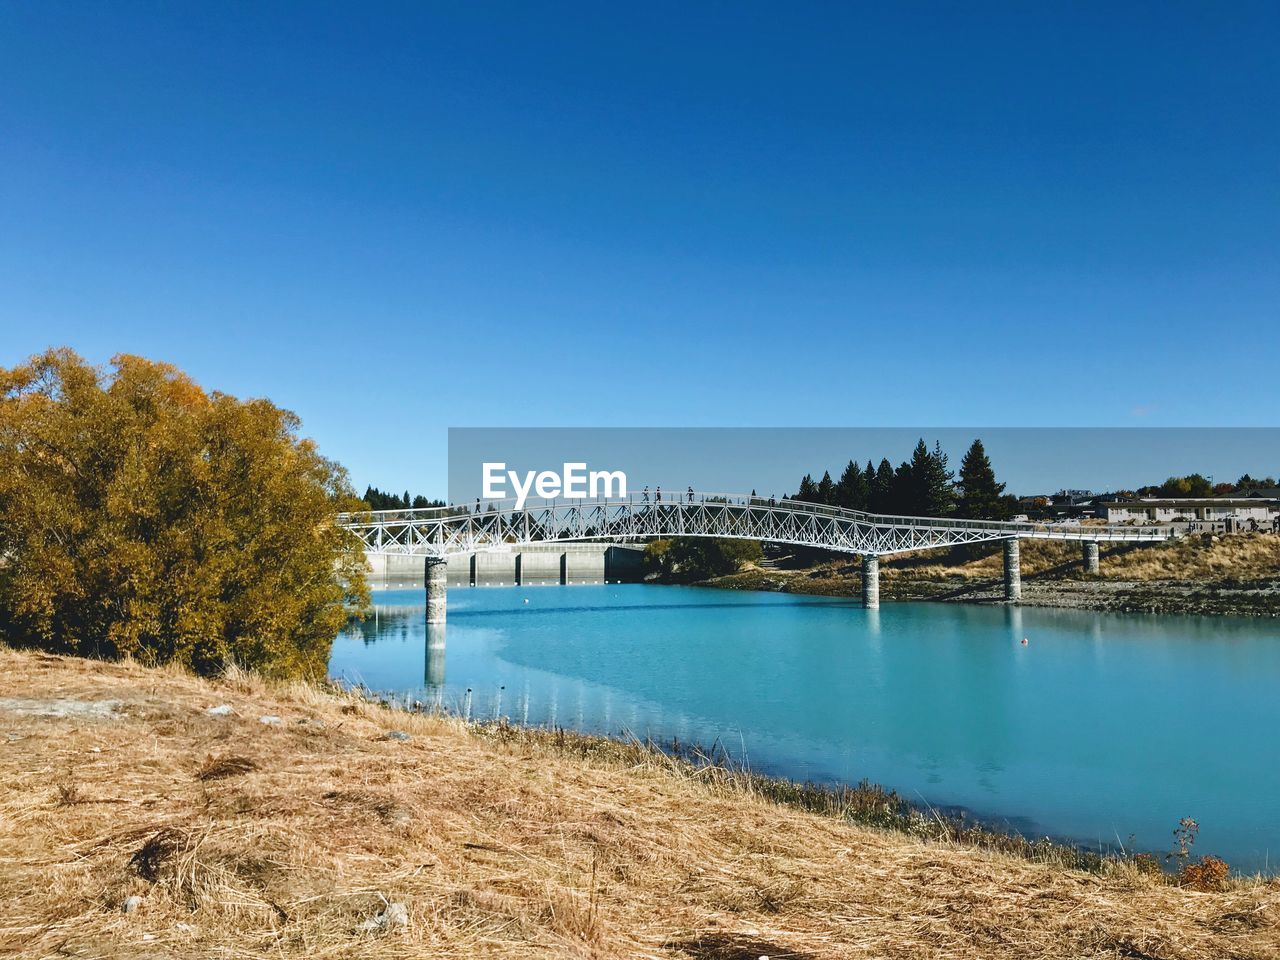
[861,554,880,609]
[1003,539,1021,602]
[425,556,448,624]
[1082,541,1100,574]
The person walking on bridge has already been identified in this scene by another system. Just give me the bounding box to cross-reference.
[642,486,649,504]
[687,486,694,503]
[656,486,662,503]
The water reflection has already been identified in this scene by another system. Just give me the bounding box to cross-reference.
[1006,604,1023,641]
[425,623,446,688]
[330,584,1280,872]
[864,606,881,638]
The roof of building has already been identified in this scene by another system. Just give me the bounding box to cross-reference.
[1231,486,1280,499]
[1098,497,1279,508]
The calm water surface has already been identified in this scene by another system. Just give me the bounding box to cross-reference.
[329,584,1280,872]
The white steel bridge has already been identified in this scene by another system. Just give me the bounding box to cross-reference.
[338,492,1172,619]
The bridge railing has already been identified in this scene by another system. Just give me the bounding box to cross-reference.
[337,491,1171,543]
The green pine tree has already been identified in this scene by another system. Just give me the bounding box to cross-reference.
[957,439,1008,519]
[870,459,895,513]
[902,439,954,516]
[893,458,915,513]
[796,473,818,502]
[836,459,869,510]
[923,440,956,516]
[816,470,835,505]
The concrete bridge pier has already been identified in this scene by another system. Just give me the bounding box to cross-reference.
[425,556,448,624]
[1082,541,1100,574]
[861,554,880,609]
[1003,539,1022,602]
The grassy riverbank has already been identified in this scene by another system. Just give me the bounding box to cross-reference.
[708,532,1280,616]
[3,648,1279,958]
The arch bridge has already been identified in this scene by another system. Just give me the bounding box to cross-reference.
[337,492,1172,621]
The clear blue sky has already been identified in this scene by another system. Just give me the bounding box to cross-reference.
[2,3,1277,494]
[447,428,1280,501]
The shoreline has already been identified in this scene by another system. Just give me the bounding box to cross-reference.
[3,646,1276,960]
[681,532,1280,618]
[362,691,1169,879]
[343,595,1271,878]
[698,568,1280,618]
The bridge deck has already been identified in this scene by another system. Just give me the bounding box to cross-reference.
[339,492,1171,558]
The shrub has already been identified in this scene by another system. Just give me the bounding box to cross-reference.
[645,537,762,582]
[0,349,369,679]
[1179,855,1230,891]
[1132,852,1164,878]
[642,539,673,578]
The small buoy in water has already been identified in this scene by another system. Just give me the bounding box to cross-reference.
[1021,637,1029,645]
[523,598,529,604]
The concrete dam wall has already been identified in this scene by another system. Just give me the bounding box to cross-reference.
[366,542,645,587]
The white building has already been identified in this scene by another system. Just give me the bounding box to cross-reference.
[1098,497,1279,527]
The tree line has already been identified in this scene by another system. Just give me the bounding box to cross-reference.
[790,438,1018,520]
[361,486,445,511]
[790,443,1278,519]
[1129,474,1278,499]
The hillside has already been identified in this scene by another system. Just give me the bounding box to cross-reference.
[714,532,1280,616]
[2,647,1278,958]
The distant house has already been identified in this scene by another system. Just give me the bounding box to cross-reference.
[1098,497,1279,526]
[1053,489,1095,506]
[1234,486,1280,500]
[1032,489,1100,520]
[1016,492,1098,520]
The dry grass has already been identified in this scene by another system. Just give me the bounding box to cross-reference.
[879,533,1280,583]
[1101,533,1280,582]
[2,647,1278,959]
[720,534,1280,612]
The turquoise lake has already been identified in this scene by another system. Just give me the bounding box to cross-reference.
[328,584,1280,872]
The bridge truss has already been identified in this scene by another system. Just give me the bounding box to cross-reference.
[338,492,1170,559]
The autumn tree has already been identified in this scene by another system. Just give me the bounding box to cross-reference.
[1158,474,1213,498]
[0,349,369,679]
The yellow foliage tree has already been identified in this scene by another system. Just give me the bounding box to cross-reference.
[0,349,370,679]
